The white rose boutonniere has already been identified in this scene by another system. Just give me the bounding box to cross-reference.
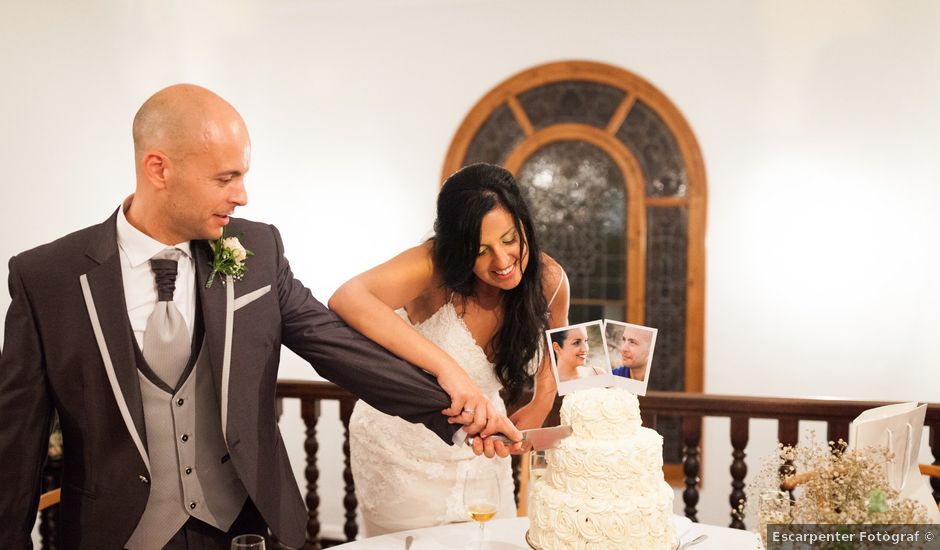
[205,232,253,288]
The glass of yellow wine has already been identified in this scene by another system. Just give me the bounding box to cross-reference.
[463,467,500,547]
[230,534,265,550]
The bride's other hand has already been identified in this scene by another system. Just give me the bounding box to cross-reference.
[507,402,550,453]
[509,402,549,432]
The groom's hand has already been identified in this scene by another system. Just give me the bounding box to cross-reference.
[469,434,517,458]
[455,405,524,458]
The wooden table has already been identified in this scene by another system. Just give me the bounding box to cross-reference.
[331,515,762,549]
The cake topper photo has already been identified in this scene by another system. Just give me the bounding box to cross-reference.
[603,320,657,396]
[546,320,610,395]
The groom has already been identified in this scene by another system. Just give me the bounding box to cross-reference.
[0,84,519,549]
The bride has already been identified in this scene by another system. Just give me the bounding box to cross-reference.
[329,163,569,535]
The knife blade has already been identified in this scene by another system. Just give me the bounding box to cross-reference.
[465,425,572,450]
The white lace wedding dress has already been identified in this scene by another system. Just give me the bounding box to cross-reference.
[349,303,516,536]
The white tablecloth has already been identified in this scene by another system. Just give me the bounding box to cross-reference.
[331,515,761,549]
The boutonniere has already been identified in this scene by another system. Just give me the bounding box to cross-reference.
[205,232,253,288]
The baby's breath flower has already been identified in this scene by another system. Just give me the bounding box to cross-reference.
[751,431,931,531]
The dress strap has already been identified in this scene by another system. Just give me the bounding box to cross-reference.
[547,270,567,307]
[446,290,463,318]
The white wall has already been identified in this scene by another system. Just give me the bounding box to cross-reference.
[2,0,938,541]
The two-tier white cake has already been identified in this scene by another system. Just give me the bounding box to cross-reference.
[527,387,676,550]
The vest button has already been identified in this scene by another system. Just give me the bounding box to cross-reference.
[181,434,189,442]
[138,475,149,484]
[185,467,193,475]
[189,501,197,510]
[176,398,184,406]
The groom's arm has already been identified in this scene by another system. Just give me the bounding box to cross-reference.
[268,225,460,443]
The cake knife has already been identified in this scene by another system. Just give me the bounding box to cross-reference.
[465,425,572,450]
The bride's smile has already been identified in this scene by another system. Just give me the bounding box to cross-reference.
[474,207,528,291]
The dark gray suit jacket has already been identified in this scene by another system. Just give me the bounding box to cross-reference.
[0,211,457,549]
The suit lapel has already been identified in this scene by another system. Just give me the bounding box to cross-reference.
[79,210,150,471]
[194,240,225,377]
[193,240,235,445]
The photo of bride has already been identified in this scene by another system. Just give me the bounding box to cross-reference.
[546,320,610,395]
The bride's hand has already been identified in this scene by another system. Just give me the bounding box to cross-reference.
[509,402,548,432]
[438,366,490,432]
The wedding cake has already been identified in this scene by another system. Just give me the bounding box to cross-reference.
[527,387,676,550]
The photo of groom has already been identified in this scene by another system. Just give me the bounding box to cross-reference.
[0,84,520,549]
[604,320,657,396]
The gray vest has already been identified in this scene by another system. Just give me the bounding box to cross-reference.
[125,338,248,549]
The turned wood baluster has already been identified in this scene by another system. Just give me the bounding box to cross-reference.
[271,400,285,550]
[777,419,799,498]
[729,416,749,529]
[40,455,62,550]
[641,412,657,430]
[681,415,701,522]
[512,454,522,508]
[930,425,939,503]
[339,398,359,542]
[827,421,849,451]
[301,400,321,550]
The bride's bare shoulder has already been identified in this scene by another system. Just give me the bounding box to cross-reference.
[380,241,435,282]
[539,253,566,298]
[401,241,447,316]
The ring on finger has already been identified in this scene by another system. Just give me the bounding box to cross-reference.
[462,408,476,415]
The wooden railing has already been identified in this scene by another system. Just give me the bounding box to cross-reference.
[37,383,940,549]
[273,381,940,547]
[274,380,359,549]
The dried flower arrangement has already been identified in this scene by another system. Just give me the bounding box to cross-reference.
[750,433,931,529]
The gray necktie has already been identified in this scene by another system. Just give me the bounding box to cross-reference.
[143,248,190,388]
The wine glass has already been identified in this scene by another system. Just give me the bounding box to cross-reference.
[529,450,548,484]
[528,450,548,502]
[463,467,500,548]
[231,534,265,550]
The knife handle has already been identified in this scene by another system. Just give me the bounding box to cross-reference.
[465,434,514,447]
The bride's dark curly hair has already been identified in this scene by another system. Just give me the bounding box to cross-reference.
[432,163,547,403]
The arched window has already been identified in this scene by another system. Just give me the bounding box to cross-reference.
[442,61,706,477]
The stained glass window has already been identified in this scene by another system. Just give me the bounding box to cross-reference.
[518,81,626,131]
[516,140,626,324]
[464,104,527,166]
[616,101,688,197]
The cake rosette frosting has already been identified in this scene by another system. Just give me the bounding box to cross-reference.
[527,387,676,550]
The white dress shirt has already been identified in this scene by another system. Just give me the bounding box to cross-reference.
[116,203,196,350]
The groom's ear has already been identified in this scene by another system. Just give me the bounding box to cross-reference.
[141,150,170,189]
